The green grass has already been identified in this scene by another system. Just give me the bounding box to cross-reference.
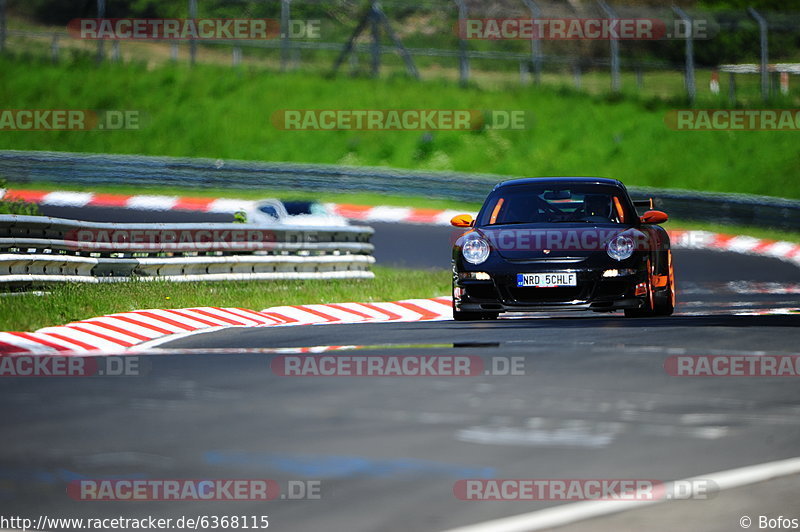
[0,266,451,332]
[1,55,799,199]
[5,11,796,102]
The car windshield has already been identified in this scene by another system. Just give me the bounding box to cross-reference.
[283,201,328,216]
[476,184,635,226]
[258,204,281,219]
[282,201,314,215]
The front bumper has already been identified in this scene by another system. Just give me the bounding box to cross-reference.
[453,268,648,313]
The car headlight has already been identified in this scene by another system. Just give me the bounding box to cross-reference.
[458,271,491,280]
[602,268,637,277]
[607,234,635,261]
[462,237,490,265]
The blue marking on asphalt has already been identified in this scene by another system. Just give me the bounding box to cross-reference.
[204,451,495,479]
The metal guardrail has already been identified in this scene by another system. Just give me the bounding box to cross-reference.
[0,213,375,287]
[630,187,800,232]
[2,150,799,231]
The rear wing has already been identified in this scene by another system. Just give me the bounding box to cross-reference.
[632,198,654,211]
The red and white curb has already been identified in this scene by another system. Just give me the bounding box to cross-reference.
[669,230,800,267]
[328,203,466,225]
[2,188,258,214]
[0,297,452,355]
[2,187,465,223]
[4,188,800,266]
[1,293,797,354]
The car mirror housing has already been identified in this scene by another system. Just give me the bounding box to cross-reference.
[450,214,474,228]
[640,210,669,224]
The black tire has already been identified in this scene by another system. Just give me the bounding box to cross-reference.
[652,284,675,316]
[625,260,655,318]
[652,253,676,317]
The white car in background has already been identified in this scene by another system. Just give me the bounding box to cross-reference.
[243,199,349,227]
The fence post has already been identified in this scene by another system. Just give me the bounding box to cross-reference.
[672,6,695,104]
[519,61,529,85]
[747,7,769,101]
[170,43,178,62]
[281,0,291,71]
[188,0,197,65]
[370,1,380,78]
[112,41,121,62]
[0,0,6,53]
[573,63,582,89]
[96,0,105,63]
[454,0,469,87]
[597,0,620,93]
[521,0,542,85]
[232,46,241,66]
[51,33,59,63]
[728,71,736,103]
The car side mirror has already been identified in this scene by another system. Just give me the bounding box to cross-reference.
[640,210,668,224]
[450,214,474,228]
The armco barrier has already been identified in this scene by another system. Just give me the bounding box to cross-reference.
[1,150,799,230]
[0,214,375,287]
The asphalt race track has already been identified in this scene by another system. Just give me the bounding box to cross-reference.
[2,205,799,531]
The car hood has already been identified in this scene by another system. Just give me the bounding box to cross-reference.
[471,223,642,261]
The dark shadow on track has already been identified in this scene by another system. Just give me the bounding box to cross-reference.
[439,313,800,329]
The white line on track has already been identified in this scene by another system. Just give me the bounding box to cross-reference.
[438,456,800,532]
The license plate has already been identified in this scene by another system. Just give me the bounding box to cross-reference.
[516,272,577,288]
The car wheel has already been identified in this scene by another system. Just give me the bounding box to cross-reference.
[624,260,655,318]
[652,252,675,317]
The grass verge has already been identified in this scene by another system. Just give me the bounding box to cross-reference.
[0,56,799,198]
[0,266,451,333]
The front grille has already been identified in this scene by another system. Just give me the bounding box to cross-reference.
[505,286,585,303]
[593,281,628,299]
[465,284,497,300]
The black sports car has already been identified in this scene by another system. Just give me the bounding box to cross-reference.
[450,177,676,320]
